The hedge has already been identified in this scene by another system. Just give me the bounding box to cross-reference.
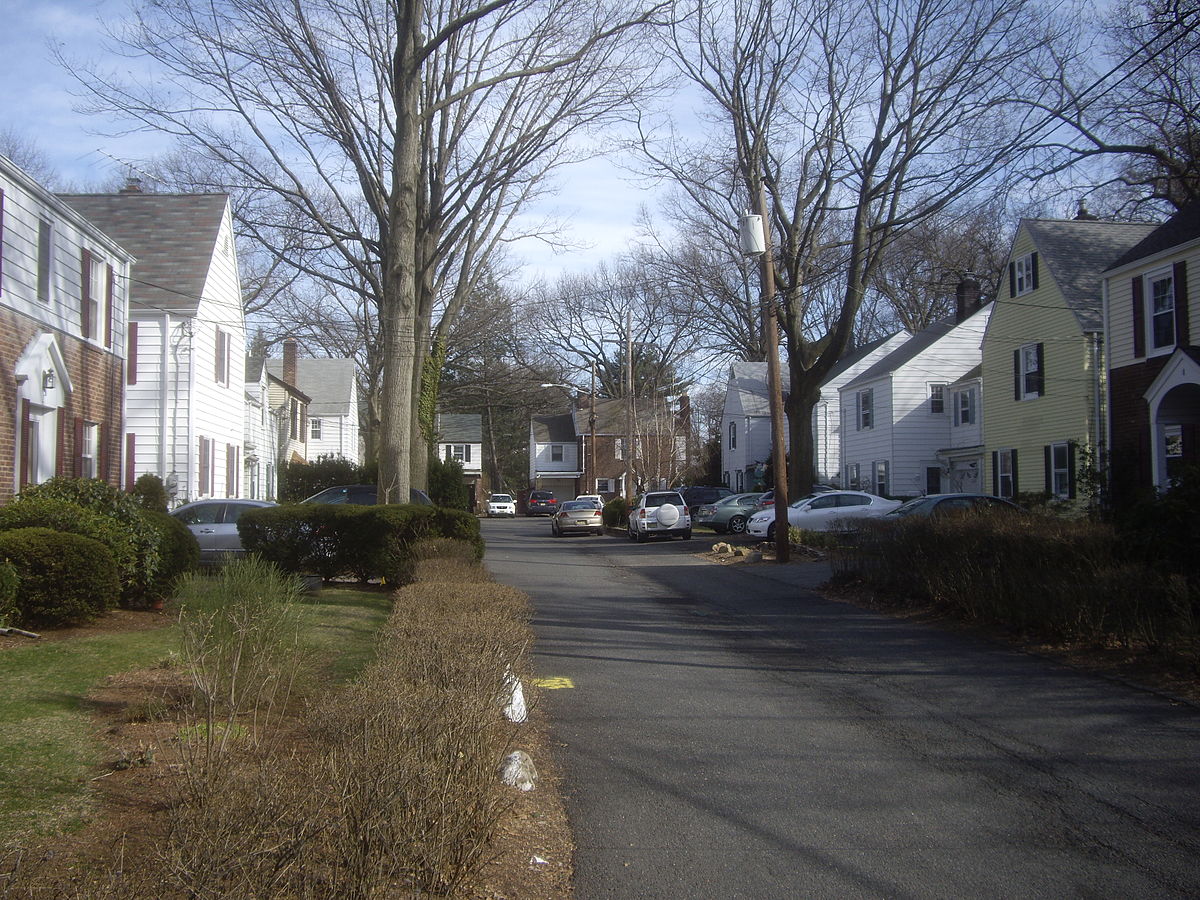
[0,527,120,626]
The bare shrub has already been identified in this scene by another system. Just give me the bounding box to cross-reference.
[412,538,493,584]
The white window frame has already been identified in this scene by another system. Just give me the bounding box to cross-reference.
[86,255,107,343]
[873,460,889,496]
[550,443,564,462]
[1050,441,1071,499]
[1165,424,1183,459]
[856,389,874,430]
[996,449,1015,499]
[953,387,976,426]
[447,443,470,463]
[80,422,99,479]
[845,462,861,490]
[596,477,613,493]
[1013,253,1036,296]
[1145,266,1176,355]
[729,421,737,449]
[929,383,946,414]
[1018,343,1042,400]
[215,327,231,386]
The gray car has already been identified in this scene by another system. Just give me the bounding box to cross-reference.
[694,492,763,534]
[172,498,276,566]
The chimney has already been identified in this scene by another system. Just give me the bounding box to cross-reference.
[955,276,981,323]
[1074,199,1099,221]
[120,177,143,194]
[283,338,298,386]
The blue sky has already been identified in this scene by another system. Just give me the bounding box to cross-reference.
[1,0,659,282]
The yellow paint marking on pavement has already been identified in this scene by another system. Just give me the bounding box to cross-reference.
[531,677,575,689]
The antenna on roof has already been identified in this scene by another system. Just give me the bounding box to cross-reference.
[92,149,160,192]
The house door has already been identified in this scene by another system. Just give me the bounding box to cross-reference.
[925,466,942,495]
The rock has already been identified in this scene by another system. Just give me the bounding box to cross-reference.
[504,670,527,723]
[499,750,538,791]
[712,542,732,554]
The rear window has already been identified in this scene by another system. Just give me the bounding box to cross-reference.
[644,493,685,508]
[561,500,593,511]
[530,491,554,500]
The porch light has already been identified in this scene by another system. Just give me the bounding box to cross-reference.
[42,369,55,391]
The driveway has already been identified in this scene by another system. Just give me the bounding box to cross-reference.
[482,517,1200,898]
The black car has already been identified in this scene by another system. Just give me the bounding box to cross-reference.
[678,485,734,516]
[300,484,434,505]
[884,493,1022,519]
[525,490,558,516]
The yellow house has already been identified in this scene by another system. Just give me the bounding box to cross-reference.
[982,215,1155,507]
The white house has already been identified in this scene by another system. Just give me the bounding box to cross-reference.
[60,188,246,505]
[2,155,134,499]
[265,347,359,464]
[720,362,774,493]
[528,412,581,498]
[436,412,484,511]
[243,357,279,500]
[938,364,985,492]
[839,295,993,498]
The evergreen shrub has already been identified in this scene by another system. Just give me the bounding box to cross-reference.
[0,527,120,625]
[142,510,200,601]
[603,497,628,528]
[0,559,18,626]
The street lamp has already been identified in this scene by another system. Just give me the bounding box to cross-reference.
[738,190,790,564]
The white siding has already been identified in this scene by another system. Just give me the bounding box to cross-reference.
[532,441,579,473]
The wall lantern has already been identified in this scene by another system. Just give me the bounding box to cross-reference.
[42,370,55,392]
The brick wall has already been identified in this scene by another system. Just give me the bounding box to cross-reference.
[0,307,125,502]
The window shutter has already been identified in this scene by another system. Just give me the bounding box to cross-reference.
[74,416,85,477]
[199,437,210,497]
[19,399,31,488]
[98,422,109,484]
[1067,442,1077,500]
[125,432,136,491]
[56,409,68,476]
[1034,343,1045,395]
[104,264,114,348]
[0,190,5,287]
[1013,349,1021,400]
[1043,445,1052,495]
[1011,449,1019,496]
[1132,276,1145,358]
[465,444,471,463]
[991,451,999,496]
[968,389,976,423]
[214,330,225,382]
[1008,262,1016,298]
[1031,252,1039,290]
[855,392,862,430]
[81,249,93,339]
[127,322,138,385]
[1174,261,1189,346]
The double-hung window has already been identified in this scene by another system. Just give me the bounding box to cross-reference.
[929,383,946,414]
[1015,343,1044,400]
[845,462,861,490]
[447,443,470,463]
[310,418,322,440]
[953,387,976,426]
[856,389,874,430]
[873,460,889,496]
[1010,252,1038,297]
[551,444,564,462]
[1046,442,1075,499]
[729,421,737,449]
[1148,267,1176,353]
[214,328,231,386]
[993,448,1017,499]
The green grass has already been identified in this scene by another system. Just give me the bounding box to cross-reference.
[0,585,392,845]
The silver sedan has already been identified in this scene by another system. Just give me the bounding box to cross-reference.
[551,500,605,536]
[746,491,902,539]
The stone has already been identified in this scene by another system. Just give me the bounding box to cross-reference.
[499,750,538,791]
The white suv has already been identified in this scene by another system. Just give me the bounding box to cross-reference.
[627,491,692,542]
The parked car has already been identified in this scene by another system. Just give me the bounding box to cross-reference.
[746,491,903,539]
[678,485,734,516]
[627,491,692,542]
[753,489,775,512]
[574,494,604,509]
[552,500,605,536]
[300,484,434,506]
[883,493,1023,520]
[487,493,517,517]
[525,490,558,516]
[754,484,834,512]
[171,498,276,566]
[695,492,763,534]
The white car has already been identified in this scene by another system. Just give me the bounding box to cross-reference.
[486,493,517,517]
[627,491,692,542]
[575,494,604,509]
[746,490,903,539]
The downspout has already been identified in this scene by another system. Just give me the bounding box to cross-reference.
[1091,332,1103,491]
[159,313,169,478]
[186,321,196,499]
[1100,279,1112,504]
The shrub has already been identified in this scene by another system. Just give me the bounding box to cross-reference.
[603,496,628,528]
[142,510,200,601]
[0,559,18,626]
[278,455,377,502]
[428,454,469,509]
[132,473,170,513]
[17,477,161,603]
[0,527,120,626]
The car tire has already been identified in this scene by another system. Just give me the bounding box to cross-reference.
[628,526,637,541]
[766,522,776,541]
[680,529,691,540]
[636,527,648,543]
[728,515,747,534]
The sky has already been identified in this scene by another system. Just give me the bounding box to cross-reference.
[0,0,663,284]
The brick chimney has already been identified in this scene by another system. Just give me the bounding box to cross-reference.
[283,338,298,386]
[955,276,981,323]
[120,177,143,193]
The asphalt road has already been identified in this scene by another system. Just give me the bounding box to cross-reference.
[482,516,1200,899]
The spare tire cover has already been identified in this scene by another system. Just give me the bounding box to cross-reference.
[656,504,680,526]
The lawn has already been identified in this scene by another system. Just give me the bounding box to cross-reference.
[0,585,393,844]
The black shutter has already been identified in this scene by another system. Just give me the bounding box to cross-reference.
[1008,262,1016,298]
[74,416,85,477]
[1067,442,1077,500]
[1012,449,1020,496]
[1175,261,1189,346]
[1035,342,1045,395]
[1013,349,1021,400]
[992,451,999,496]
[1133,277,1145,358]
[81,249,92,339]
[127,321,138,385]
[104,264,114,348]
[1031,252,1039,290]
[1044,445,1053,495]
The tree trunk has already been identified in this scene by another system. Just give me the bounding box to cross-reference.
[786,373,821,497]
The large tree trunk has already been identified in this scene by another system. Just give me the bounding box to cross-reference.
[785,372,821,497]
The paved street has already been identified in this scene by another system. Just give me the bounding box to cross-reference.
[482,516,1200,899]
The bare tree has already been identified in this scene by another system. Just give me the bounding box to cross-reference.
[650,0,1066,495]
[61,0,667,499]
[0,128,59,187]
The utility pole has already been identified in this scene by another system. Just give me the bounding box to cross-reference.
[624,310,633,500]
[589,361,597,496]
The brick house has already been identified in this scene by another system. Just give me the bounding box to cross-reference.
[1,155,134,500]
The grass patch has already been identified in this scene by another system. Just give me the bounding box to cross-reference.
[0,627,177,840]
[297,587,394,683]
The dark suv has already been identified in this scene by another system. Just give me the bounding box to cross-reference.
[525,490,558,516]
[678,485,734,516]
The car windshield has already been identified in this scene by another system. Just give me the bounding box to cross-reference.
[490,494,512,502]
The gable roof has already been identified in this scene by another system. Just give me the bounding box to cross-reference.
[1104,202,1200,272]
[843,317,961,390]
[823,333,907,383]
[265,357,356,417]
[573,397,673,436]
[58,192,231,315]
[1020,218,1157,331]
[436,413,482,443]
[725,362,771,417]
[531,413,576,443]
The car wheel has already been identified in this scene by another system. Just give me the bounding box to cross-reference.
[628,526,637,541]
[636,527,649,543]
[728,515,747,534]
[680,529,691,540]
[766,522,776,541]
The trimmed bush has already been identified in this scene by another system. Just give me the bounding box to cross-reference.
[142,510,200,601]
[603,496,628,528]
[278,455,377,502]
[0,559,18,626]
[132,473,170,513]
[17,477,161,604]
[0,527,120,626]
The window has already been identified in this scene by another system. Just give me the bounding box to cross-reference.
[953,387,977,425]
[856,389,874,430]
[596,477,613,493]
[925,466,942,495]
[37,219,52,302]
[1165,424,1183,458]
[214,328,231,385]
[873,460,889,496]
[723,471,730,491]
[1009,252,1038,297]
[929,383,946,414]
[615,438,625,460]
[736,470,744,491]
[1014,343,1043,400]
[289,399,300,439]
[1046,441,1075,499]
[198,436,215,497]
[993,448,1017,499]
[81,250,108,341]
[845,462,861,490]
[226,443,239,497]
[1148,268,1176,352]
[729,421,737,449]
[310,418,322,440]
[551,444,564,462]
[446,443,471,463]
[77,420,99,478]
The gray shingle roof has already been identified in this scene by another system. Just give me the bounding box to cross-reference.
[727,362,770,416]
[843,317,964,390]
[265,357,357,417]
[1021,218,1157,331]
[58,192,230,315]
[436,413,481,442]
[531,413,576,443]
[1104,202,1200,271]
[572,397,672,435]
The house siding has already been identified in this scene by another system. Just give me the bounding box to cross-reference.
[982,229,1100,501]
